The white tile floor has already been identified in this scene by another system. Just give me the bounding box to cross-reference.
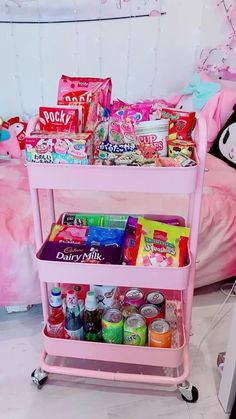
[0,283,234,419]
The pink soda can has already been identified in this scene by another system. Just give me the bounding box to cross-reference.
[124,288,144,308]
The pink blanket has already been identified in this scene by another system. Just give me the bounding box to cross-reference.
[0,155,235,305]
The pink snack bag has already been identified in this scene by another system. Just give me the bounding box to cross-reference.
[48,224,88,243]
[123,104,152,124]
[57,75,112,109]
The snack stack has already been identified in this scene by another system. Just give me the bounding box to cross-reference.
[26,76,112,165]
[26,74,198,167]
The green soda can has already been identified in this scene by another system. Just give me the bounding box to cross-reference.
[102,308,123,344]
[124,314,147,346]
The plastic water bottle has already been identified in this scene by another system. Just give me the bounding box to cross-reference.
[64,289,84,340]
[46,287,65,338]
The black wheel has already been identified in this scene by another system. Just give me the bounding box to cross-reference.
[180,385,199,403]
[31,368,48,389]
[178,381,199,403]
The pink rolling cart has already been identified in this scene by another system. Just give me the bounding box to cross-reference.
[28,119,207,403]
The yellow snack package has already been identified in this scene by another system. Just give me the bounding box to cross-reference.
[135,217,190,267]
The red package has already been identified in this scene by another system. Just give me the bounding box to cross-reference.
[57,75,112,109]
[39,106,79,133]
[161,108,196,140]
[56,101,90,132]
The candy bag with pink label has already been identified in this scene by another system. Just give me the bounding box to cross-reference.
[57,75,112,109]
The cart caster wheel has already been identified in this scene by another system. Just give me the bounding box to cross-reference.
[178,381,199,403]
[31,368,48,389]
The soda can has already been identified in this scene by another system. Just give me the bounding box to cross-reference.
[146,291,165,316]
[124,288,144,308]
[102,308,123,344]
[124,314,147,346]
[139,304,162,326]
[122,305,138,319]
[148,319,172,348]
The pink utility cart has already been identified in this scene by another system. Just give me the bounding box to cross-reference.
[28,119,207,403]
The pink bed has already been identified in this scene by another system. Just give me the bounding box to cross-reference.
[0,154,235,306]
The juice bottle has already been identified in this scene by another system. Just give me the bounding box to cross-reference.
[64,289,84,340]
[46,287,65,338]
[83,291,102,342]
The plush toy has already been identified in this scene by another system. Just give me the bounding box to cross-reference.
[209,104,236,169]
[0,118,21,159]
[6,117,27,150]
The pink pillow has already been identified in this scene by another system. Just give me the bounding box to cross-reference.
[170,72,236,151]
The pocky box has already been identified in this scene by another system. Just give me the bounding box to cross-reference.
[57,75,112,131]
[39,106,79,133]
[57,75,112,108]
[161,108,196,140]
[25,132,93,164]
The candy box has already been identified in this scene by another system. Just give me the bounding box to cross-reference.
[173,152,197,167]
[57,101,90,132]
[25,132,93,164]
[38,241,122,265]
[39,106,79,133]
[161,108,196,140]
[167,139,195,158]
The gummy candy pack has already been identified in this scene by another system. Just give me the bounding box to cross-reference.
[135,217,190,267]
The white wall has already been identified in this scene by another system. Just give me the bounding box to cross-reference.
[0,0,221,119]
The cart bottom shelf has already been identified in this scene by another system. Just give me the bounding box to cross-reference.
[43,294,185,368]
[40,348,189,386]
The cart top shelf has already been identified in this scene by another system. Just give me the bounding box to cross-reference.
[27,161,199,194]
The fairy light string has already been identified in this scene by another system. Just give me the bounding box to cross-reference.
[98,1,103,77]
[150,0,162,97]
[73,0,80,76]
[36,0,45,104]
[6,2,25,118]
[124,1,133,101]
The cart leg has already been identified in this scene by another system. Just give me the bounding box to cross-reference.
[47,189,56,225]
[30,187,43,249]
[178,380,199,403]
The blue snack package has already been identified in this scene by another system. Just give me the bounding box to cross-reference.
[87,226,125,247]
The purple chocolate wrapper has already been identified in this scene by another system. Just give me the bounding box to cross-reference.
[38,241,122,264]
[122,216,137,265]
